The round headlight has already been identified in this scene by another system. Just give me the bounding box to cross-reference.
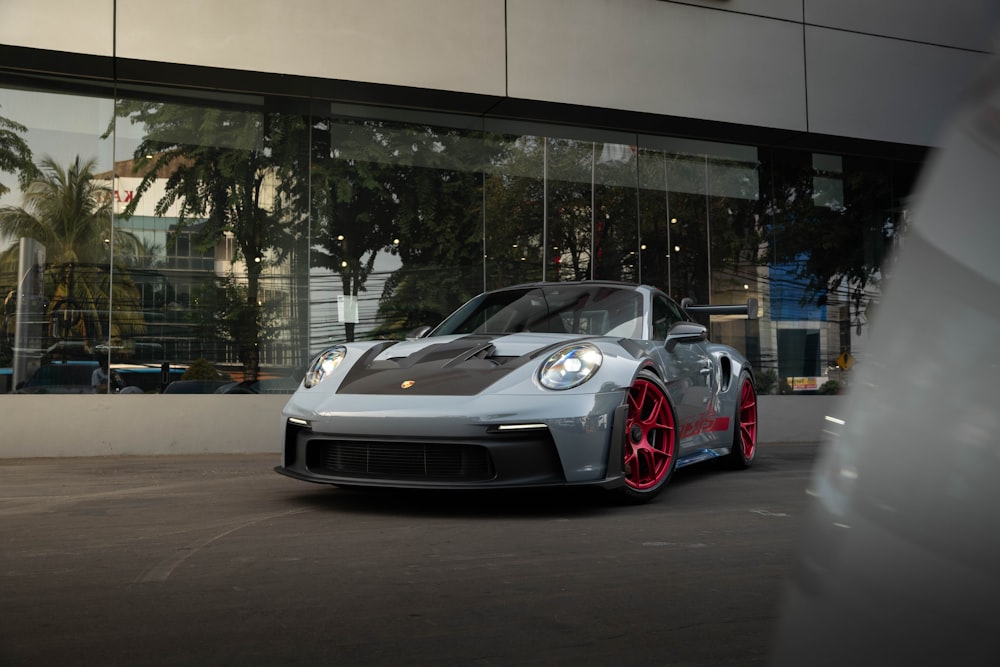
[304,346,347,388]
[538,344,603,390]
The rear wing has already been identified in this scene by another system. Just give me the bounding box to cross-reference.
[680,297,758,320]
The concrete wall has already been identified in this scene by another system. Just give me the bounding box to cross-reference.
[0,395,840,459]
[2,1,997,147]
[0,395,289,458]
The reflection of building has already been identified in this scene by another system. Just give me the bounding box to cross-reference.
[96,163,298,369]
[2,1,997,391]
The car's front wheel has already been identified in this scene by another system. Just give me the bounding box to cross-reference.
[618,369,678,503]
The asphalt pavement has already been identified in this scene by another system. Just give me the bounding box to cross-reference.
[0,442,820,666]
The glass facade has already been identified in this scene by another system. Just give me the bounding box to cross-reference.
[0,75,920,396]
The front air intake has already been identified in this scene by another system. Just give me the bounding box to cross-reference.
[307,440,495,481]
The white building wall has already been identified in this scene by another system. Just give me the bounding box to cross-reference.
[804,25,990,145]
[805,0,1000,52]
[114,0,509,97]
[4,1,997,147]
[0,0,114,56]
[506,0,809,131]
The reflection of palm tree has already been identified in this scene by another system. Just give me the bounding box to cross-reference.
[120,235,164,269]
[0,156,148,353]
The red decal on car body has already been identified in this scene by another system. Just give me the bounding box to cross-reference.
[679,416,731,439]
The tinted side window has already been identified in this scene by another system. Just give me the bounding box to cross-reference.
[652,296,686,340]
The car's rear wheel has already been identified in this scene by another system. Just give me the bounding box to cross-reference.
[618,369,678,503]
[727,371,758,469]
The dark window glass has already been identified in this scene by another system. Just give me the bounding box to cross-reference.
[652,294,687,340]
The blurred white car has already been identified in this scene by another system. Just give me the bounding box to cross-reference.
[769,50,1000,666]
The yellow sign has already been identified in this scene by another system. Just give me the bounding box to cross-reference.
[836,351,855,371]
[787,377,820,391]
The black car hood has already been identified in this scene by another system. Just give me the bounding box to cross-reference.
[337,333,584,396]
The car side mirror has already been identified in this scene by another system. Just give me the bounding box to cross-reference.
[665,322,707,352]
[406,325,432,340]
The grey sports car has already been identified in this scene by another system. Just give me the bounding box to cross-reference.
[275,281,758,502]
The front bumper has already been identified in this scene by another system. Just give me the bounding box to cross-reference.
[275,392,628,490]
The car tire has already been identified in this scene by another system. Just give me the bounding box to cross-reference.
[617,369,679,504]
[726,370,758,469]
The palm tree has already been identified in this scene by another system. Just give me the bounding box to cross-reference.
[0,155,148,356]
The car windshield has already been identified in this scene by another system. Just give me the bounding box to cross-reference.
[431,284,643,338]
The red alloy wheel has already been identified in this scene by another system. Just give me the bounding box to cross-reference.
[737,377,758,460]
[623,376,677,490]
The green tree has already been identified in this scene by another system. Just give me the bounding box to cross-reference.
[311,117,489,341]
[189,274,279,371]
[119,102,309,379]
[181,357,225,381]
[376,124,488,334]
[0,156,147,355]
[311,118,402,342]
[0,107,39,364]
[762,152,916,318]
[0,107,38,199]
[481,134,547,288]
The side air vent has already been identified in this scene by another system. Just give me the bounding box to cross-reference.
[719,356,733,392]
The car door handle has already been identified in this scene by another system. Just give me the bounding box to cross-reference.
[699,368,712,374]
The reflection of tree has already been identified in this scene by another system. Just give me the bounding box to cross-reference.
[0,156,147,356]
[121,236,164,269]
[544,140,597,282]
[311,119,401,342]
[119,103,308,380]
[190,274,278,367]
[705,159,766,310]
[638,153,712,302]
[0,107,38,199]
[483,135,546,287]
[0,108,37,366]
[638,151,761,305]
[484,137,642,287]
[312,118,488,339]
[763,153,909,322]
[378,125,487,332]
